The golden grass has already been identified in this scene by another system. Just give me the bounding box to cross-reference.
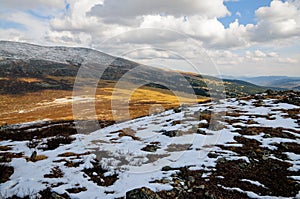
[58,152,90,157]
[26,155,48,162]
[0,77,9,81]
[0,80,210,125]
[0,89,73,125]
[17,77,42,83]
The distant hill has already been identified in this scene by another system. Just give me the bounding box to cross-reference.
[233,76,300,91]
[0,41,266,97]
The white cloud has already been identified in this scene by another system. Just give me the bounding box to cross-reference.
[249,0,300,42]
[126,48,177,60]
[0,0,65,10]
[49,0,233,47]
[267,52,279,57]
[50,0,101,33]
[89,0,230,22]
[0,11,50,44]
[278,57,298,64]
[207,50,243,65]
[243,49,299,67]
[0,29,24,42]
[44,0,300,49]
[254,50,266,57]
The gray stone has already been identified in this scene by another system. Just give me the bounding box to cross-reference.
[126,187,162,199]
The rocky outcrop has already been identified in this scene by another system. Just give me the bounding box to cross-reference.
[126,187,162,199]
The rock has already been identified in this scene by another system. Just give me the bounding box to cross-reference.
[158,129,167,134]
[162,166,172,171]
[280,143,289,150]
[201,110,212,115]
[282,133,290,138]
[239,162,248,169]
[199,184,205,189]
[207,153,218,158]
[51,192,66,199]
[173,179,181,186]
[246,119,258,125]
[216,157,226,164]
[162,130,178,137]
[30,151,37,161]
[126,187,162,199]
[198,123,209,129]
[118,128,140,140]
[263,134,272,138]
[187,181,191,187]
[199,113,212,122]
[262,155,269,160]
[173,107,181,113]
[197,129,207,135]
[188,176,195,183]
[204,191,215,199]
[209,120,225,131]
[174,186,183,191]
[141,144,159,152]
[172,120,181,126]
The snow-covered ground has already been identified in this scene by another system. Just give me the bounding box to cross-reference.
[0,94,299,198]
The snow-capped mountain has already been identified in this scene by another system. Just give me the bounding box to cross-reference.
[0,41,266,97]
[0,40,116,66]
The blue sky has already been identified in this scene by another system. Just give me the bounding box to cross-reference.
[0,19,26,30]
[219,0,273,27]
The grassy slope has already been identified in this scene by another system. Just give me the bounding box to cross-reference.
[0,78,209,125]
[0,71,266,125]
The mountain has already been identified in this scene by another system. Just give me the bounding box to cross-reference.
[0,41,269,125]
[0,41,266,97]
[228,76,300,91]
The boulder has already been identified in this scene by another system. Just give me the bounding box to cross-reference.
[126,187,161,199]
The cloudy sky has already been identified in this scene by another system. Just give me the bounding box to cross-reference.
[0,0,299,76]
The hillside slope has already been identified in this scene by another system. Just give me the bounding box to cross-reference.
[0,41,266,97]
[0,90,299,198]
[0,41,266,125]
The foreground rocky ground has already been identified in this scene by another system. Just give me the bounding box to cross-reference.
[0,90,299,199]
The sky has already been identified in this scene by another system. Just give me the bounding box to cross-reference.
[0,0,299,77]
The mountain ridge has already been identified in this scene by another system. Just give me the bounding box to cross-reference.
[0,40,266,97]
[222,75,300,91]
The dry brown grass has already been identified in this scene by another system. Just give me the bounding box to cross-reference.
[0,80,210,125]
[17,77,42,83]
[26,154,48,162]
[0,145,12,151]
[58,151,90,157]
[0,89,73,125]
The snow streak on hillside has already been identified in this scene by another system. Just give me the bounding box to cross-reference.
[0,41,115,65]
